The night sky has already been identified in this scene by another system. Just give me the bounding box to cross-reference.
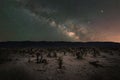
[0,0,120,42]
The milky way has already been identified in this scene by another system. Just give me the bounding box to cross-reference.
[0,0,120,42]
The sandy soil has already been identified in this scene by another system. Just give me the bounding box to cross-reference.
[0,48,120,80]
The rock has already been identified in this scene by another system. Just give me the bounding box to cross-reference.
[89,61,104,68]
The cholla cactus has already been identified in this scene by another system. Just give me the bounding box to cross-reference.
[92,48,100,57]
[47,52,52,57]
[76,51,83,59]
[36,52,40,63]
[28,54,31,63]
[58,57,63,69]
[53,51,57,57]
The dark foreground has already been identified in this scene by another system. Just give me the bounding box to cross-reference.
[0,45,120,80]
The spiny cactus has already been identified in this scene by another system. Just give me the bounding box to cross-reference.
[58,57,63,69]
[76,51,83,59]
[36,52,40,63]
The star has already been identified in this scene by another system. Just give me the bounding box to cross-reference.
[100,9,104,14]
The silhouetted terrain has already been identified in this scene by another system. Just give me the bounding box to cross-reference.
[0,41,120,48]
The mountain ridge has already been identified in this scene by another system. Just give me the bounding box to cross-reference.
[0,41,120,48]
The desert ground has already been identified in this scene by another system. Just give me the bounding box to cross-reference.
[0,47,120,80]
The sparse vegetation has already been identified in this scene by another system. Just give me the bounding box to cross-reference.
[0,47,120,80]
[58,57,63,69]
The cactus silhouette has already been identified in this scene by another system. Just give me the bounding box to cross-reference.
[58,57,63,69]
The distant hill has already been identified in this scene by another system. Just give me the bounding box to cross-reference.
[0,41,120,48]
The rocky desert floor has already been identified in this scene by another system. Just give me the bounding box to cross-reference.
[0,47,120,80]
